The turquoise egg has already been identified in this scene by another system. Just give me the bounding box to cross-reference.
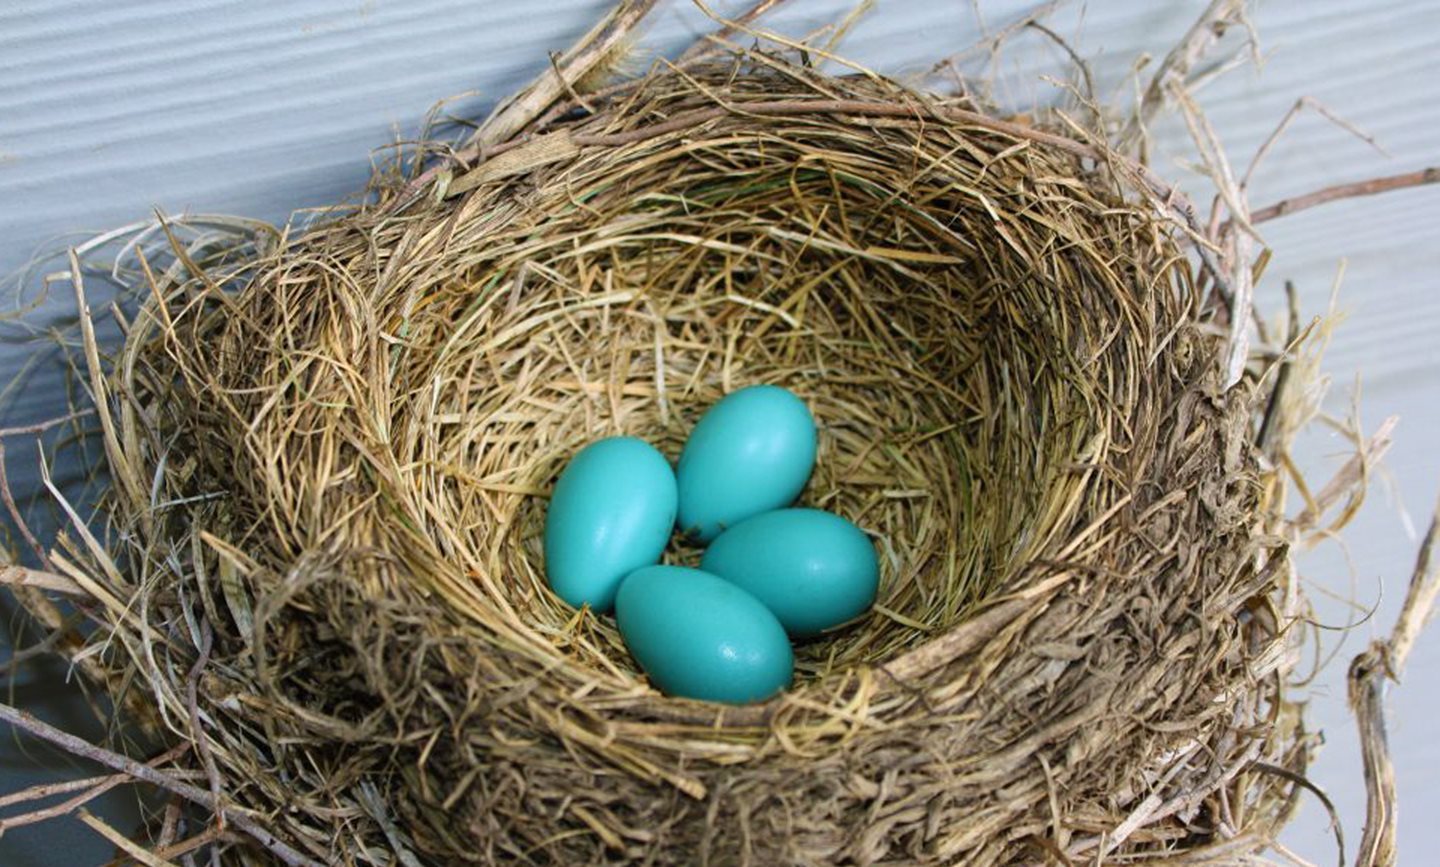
[615,565,793,704]
[676,385,816,543]
[701,508,878,637]
[544,437,677,613]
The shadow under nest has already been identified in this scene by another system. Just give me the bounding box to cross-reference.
[60,59,1293,865]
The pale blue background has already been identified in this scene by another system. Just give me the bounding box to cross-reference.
[2,1,1436,863]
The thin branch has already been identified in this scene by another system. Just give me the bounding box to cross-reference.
[149,825,231,863]
[465,0,659,152]
[0,564,86,596]
[1117,0,1249,153]
[185,620,225,832]
[1240,96,1387,193]
[0,744,188,833]
[1026,21,1102,134]
[1293,416,1397,536]
[0,409,95,439]
[1348,488,1440,867]
[676,0,791,64]
[78,808,178,867]
[1251,761,1345,867]
[0,701,323,867]
[0,440,51,570]
[1245,168,1440,226]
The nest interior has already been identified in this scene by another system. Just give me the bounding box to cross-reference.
[60,58,1294,865]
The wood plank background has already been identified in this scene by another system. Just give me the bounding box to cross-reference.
[2,1,1436,863]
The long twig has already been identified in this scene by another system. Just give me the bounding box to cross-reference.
[0,409,95,439]
[1348,489,1440,867]
[0,701,323,867]
[1026,20,1102,134]
[0,745,190,834]
[185,620,225,832]
[1293,417,1397,535]
[2,613,83,668]
[1239,96,1387,195]
[0,440,51,570]
[465,0,659,152]
[1245,168,1440,226]
[676,0,791,64]
[0,564,86,596]
[1116,0,1249,154]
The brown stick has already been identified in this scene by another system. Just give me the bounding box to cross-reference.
[676,0,791,64]
[466,0,659,152]
[0,744,188,833]
[149,825,230,863]
[1116,0,1248,153]
[0,773,120,811]
[185,620,225,832]
[1348,488,1440,867]
[0,441,52,570]
[0,776,130,828]
[1294,417,1397,534]
[0,564,86,596]
[2,616,80,667]
[0,410,95,439]
[78,808,180,867]
[0,701,323,867]
[1247,168,1439,226]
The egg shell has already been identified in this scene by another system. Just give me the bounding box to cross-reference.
[676,385,817,543]
[544,437,677,612]
[615,565,793,704]
[701,508,878,637]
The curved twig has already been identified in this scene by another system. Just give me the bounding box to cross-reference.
[0,701,323,867]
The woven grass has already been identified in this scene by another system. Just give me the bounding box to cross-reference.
[9,50,1315,865]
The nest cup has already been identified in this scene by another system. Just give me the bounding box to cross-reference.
[62,57,1292,865]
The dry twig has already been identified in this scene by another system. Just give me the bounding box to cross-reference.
[0,703,322,867]
[1349,490,1440,867]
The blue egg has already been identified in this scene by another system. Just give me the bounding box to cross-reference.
[701,509,878,637]
[676,385,816,543]
[615,566,793,704]
[544,437,677,612]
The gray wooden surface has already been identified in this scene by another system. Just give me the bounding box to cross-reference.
[2,1,1436,863]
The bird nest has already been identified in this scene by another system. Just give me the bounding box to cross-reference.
[11,53,1314,865]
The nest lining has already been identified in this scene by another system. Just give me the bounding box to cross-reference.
[48,57,1296,865]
